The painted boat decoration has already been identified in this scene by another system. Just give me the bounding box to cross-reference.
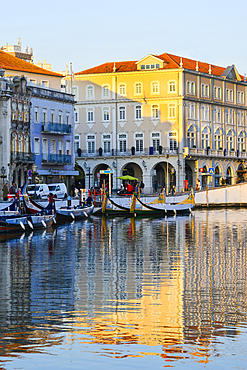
[101,191,194,217]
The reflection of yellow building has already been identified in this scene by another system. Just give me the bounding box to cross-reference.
[72,53,247,192]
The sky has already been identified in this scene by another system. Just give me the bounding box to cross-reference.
[1,0,247,75]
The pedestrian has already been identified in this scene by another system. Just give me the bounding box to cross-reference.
[10,182,17,196]
[127,183,133,193]
[2,182,8,201]
[154,181,158,193]
[71,183,75,197]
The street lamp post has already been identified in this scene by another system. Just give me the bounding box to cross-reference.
[1,166,6,185]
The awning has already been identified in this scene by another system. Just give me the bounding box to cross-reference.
[38,170,79,176]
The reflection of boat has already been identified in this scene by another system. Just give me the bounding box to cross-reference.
[0,213,56,233]
[56,204,94,221]
[101,192,194,217]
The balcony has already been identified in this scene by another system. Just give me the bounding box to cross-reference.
[11,152,35,163]
[41,122,72,135]
[76,147,178,158]
[42,154,72,164]
[183,147,247,159]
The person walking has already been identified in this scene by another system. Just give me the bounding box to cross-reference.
[140,181,145,194]
[2,182,8,201]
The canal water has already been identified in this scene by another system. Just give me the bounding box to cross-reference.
[0,209,247,369]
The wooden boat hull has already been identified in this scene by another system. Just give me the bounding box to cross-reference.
[0,214,55,233]
[56,205,94,221]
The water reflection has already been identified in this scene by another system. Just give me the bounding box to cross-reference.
[0,210,247,368]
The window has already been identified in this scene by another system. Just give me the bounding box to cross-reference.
[119,106,126,120]
[102,134,111,153]
[226,89,233,102]
[169,81,176,93]
[169,104,176,118]
[118,134,127,152]
[58,110,62,124]
[227,130,234,150]
[152,105,159,119]
[87,108,94,122]
[42,139,48,160]
[66,141,70,155]
[58,140,63,155]
[241,111,244,125]
[135,83,142,95]
[34,107,39,123]
[30,79,36,85]
[187,81,195,95]
[135,105,142,120]
[50,109,55,123]
[34,138,40,154]
[151,132,160,152]
[201,127,210,149]
[226,109,229,124]
[102,84,110,98]
[74,136,80,154]
[66,112,70,125]
[140,64,160,70]
[87,85,94,99]
[205,105,209,121]
[18,134,23,153]
[238,131,245,151]
[201,84,209,97]
[187,102,195,119]
[214,86,222,99]
[103,107,110,121]
[217,107,221,122]
[187,125,196,147]
[72,86,78,100]
[230,109,233,124]
[18,103,22,121]
[135,133,144,152]
[119,84,126,95]
[151,82,159,94]
[50,139,55,154]
[87,135,95,153]
[74,110,79,123]
[237,111,240,125]
[238,91,245,104]
[169,132,177,151]
[42,81,49,87]
[42,108,47,123]
[214,128,222,150]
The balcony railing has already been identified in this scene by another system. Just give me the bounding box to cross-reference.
[11,152,35,163]
[76,147,178,158]
[42,154,72,164]
[41,122,72,134]
[184,147,247,159]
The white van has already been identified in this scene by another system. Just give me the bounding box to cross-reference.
[48,183,68,199]
[26,184,49,199]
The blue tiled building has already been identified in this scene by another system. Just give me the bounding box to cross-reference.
[30,85,78,191]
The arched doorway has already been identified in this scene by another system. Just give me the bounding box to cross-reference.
[152,162,176,193]
[226,166,232,185]
[94,164,112,191]
[214,166,221,187]
[236,162,246,183]
[185,163,193,188]
[75,163,85,189]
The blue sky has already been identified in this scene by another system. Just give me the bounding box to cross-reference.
[1,0,247,75]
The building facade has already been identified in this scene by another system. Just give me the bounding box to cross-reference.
[30,85,77,188]
[71,53,247,193]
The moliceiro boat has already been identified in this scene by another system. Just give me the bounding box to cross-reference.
[101,191,195,217]
[0,213,56,233]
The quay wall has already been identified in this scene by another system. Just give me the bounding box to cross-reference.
[194,183,247,207]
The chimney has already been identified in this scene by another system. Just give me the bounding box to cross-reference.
[209,64,212,74]
[180,58,183,68]
[113,62,116,72]
[196,61,199,72]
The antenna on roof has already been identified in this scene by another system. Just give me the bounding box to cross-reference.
[196,61,199,72]
[244,73,246,82]
[113,62,116,73]
[180,58,183,68]
[209,64,212,74]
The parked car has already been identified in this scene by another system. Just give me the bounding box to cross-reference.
[48,183,68,199]
[26,184,50,199]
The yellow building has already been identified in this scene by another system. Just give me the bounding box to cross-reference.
[72,53,247,192]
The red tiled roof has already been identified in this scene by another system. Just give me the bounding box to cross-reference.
[0,50,63,77]
[75,52,244,81]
